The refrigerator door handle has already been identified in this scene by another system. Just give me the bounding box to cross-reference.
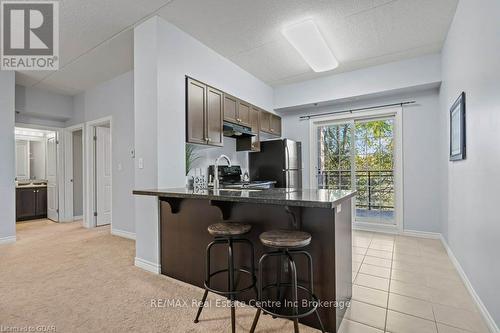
[285,141,290,173]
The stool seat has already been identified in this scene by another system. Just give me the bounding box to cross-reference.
[208,222,251,236]
[260,230,311,248]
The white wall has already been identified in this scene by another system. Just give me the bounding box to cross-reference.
[0,71,16,244]
[281,88,442,233]
[133,16,274,270]
[15,85,73,126]
[439,0,500,328]
[72,71,136,235]
[190,139,250,177]
[274,54,442,111]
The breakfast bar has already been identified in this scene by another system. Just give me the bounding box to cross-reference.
[133,188,355,332]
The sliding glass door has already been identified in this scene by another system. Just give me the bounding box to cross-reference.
[315,115,397,226]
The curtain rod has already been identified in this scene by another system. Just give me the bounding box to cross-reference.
[299,101,416,120]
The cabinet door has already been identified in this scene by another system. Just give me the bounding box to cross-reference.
[223,94,238,124]
[237,101,251,126]
[270,114,282,136]
[36,188,47,217]
[250,107,261,151]
[206,86,224,146]
[186,78,207,144]
[260,111,271,133]
[16,188,36,220]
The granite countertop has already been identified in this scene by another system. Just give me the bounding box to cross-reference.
[16,184,48,189]
[133,187,356,209]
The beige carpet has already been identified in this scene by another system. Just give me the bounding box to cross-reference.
[0,220,319,333]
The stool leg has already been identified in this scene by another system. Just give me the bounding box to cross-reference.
[250,252,271,333]
[194,240,217,323]
[194,289,208,323]
[228,239,236,333]
[287,252,300,333]
[296,251,326,333]
[249,308,261,333]
[240,238,258,298]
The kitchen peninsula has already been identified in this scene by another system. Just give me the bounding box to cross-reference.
[133,187,355,332]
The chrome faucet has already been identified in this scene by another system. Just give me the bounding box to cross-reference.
[213,154,232,190]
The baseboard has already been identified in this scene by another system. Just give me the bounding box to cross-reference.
[0,236,16,245]
[353,222,399,234]
[111,228,136,240]
[439,235,499,333]
[134,257,161,274]
[401,229,441,239]
[73,215,83,221]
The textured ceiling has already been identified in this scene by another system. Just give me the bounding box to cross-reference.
[16,0,458,95]
[159,0,458,86]
[16,0,173,95]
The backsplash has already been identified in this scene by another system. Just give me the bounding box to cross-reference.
[189,138,249,178]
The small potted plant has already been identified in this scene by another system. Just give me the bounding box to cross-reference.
[185,144,199,189]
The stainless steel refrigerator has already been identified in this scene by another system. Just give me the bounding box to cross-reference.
[249,139,302,189]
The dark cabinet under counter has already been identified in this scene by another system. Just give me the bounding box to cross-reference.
[16,187,47,221]
[133,188,356,332]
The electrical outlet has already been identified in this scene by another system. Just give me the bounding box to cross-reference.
[138,158,144,169]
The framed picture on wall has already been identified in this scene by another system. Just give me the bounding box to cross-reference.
[450,92,466,161]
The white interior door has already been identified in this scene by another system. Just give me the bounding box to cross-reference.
[96,126,112,226]
[15,140,30,179]
[47,134,59,221]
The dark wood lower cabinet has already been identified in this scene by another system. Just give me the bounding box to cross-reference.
[16,187,48,221]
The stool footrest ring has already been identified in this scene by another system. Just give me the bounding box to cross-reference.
[256,283,321,319]
[204,267,257,296]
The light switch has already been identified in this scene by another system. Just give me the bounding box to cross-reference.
[117,163,122,171]
[138,158,144,169]
[336,204,342,213]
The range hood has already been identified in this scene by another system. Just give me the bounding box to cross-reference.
[223,121,255,138]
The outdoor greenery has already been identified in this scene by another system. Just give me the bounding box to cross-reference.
[318,119,395,215]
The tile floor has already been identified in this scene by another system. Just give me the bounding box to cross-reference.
[340,230,490,333]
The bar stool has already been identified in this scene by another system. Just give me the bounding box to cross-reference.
[250,230,325,333]
[194,222,257,333]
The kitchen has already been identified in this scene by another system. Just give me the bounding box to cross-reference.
[1,1,498,332]
[134,75,356,332]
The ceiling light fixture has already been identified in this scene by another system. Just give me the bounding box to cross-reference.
[282,19,338,72]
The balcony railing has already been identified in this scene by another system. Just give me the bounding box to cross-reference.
[317,169,394,211]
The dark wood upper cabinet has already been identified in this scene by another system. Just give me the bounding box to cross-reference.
[186,77,223,147]
[270,114,282,136]
[260,111,271,133]
[259,111,282,137]
[223,94,238,124]
[250,107,261,151]
[206,86,224,146]
[237,101,251,127]
[224,96,251,127]
[187,76,280,148]
[186,78,207,145]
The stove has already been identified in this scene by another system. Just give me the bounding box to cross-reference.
[208,165,276,189]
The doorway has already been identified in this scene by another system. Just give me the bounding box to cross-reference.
[72,129,84,220]
[85,117,112,228]
[15,126,59,222]
[311,107,403,232]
